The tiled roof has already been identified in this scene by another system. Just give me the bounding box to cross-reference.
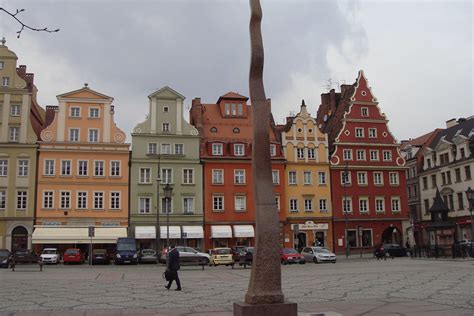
[400,130,440,150]
[428,117,474,149]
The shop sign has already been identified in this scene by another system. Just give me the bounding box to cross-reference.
[291,221,328,231]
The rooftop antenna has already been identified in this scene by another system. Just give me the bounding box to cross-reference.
[322,78,333,92]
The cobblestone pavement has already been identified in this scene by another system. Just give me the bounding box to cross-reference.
[0,257,472,315]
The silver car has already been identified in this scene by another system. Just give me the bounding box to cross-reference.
[301,247,336,264]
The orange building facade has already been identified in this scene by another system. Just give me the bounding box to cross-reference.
[190,93,287,251]
[32,85,129,253]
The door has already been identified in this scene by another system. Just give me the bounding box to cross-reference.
[11,226,28,252]
[315,232,325,246]
[296,232,307,252]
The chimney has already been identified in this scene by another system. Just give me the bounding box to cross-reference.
[189,98,203,130]
[446,118,457,128]
[329,89,336,114]
[44,106,58,128]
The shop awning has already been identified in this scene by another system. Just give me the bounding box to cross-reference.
[182,226,204,239]
[135,226,156,239]
[233,225,255,238]
[160,226,181,239]
[32,227,127,244]
[211,225,232,238]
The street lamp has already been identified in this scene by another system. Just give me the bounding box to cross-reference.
[163,183,173,251]
[343,162,349,259]
[155,155,161,253]
[465,187,474,241]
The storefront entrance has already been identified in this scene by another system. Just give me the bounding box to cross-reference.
[381,226,402,244]
[11,226,28,252]
[295,232,307,252]
[315,232,325,246]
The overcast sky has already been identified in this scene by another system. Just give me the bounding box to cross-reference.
[1,0,472,142]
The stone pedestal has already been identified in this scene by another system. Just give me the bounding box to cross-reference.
[233,301,297,316]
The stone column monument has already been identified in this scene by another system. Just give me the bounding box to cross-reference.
[233,1,297,315]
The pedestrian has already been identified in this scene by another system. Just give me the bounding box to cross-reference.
[165,245,181,291]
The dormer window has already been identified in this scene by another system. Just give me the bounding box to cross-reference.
[89,107,100,118]
[212,143,223,156]
[162,123,170,132]
[234,144,245,156]
[231,103,237,115]
[225,103,230,115]
[237,103,243,115]
[70,107,80,118]
[10,104,20,116]
[270,144,276,157]
[361,107,369,117]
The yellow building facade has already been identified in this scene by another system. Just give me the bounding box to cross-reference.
[279,101,333,251]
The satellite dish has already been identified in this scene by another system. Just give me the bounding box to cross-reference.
[323,114,328,122]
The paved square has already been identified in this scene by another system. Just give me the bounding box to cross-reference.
[0,258,472,315]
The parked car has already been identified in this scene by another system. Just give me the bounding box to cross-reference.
[0,249,11,268]
[280,248,305,265]
[63,248,85,264]
[236,247,253,268]
[456,240,473,257]
[301,247,336,264]
[138,249,158,264]
[381,243,408,257]
[160,246,210,266]
[12,249,40,264]
[115,237,138,265]
[40,248,59,264]
[91,249,110,265]
[231,246,247,265]
[210,248,234,267]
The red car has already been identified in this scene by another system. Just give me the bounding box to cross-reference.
[281,248,305,265]
[63,248,85,264]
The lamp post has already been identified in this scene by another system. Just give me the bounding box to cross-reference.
[163,183,173,252]
[465,187,474,241]
[155,155,161,253]
[343,162,349,259]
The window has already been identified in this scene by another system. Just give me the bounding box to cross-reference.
[16,191,27,210]
[161,198,172,214]
[289,199,298,212]
[70,107,80,118]
[140,168,151,184]
[343,149,352,161]
[10,104,20,116]
[356,150,366,161]
[304,199,313,212]
[275,195,280,211]
[0,190,6,209]
[94,192,104,209]
[370,150,379,161]
[234,169,246,184]
[439,153,449,165]
[18,160,28,177]
[375,198,385,213]
[383,151,392,161]
[374,172,383,185]
[2,77,10,87]
[78,160,88,176]
[288,171,297,185]
[361,107,368,116]
[88,129,99,142]
[237,103,243,116]
[319,199,328,212]
[94,161,104,176]
[297,148,305,159]
[460,148,465,158]
[272,170,279,184]
[212,169,223,184]
[174,144,184,155]
[362,230,373,247]
[69,129,79,142]
[422,177,428,190]
[341,171,351,185]
[183,169,194,184]
[162,168,172,184]
[368,128,377,138]
[235,196,246,211]
[234,144,245,156]
[44,160,55,176]
[359,198,369,213]
[355,128,364,138]
[441,173,446,185]
[161,143,171,155]
[318,172,326,185]
[0,61,3,69]
[458,192,464,210]
[163,106,169,112]
[0,160,7,176]
[270,144,277,157]
[231,103,237,115]
[9,127,19,142]
[77,192,87,209]
[446,171,452,184]
[162,123,170,132]
[347,230,357,247]
[342,198,352,214]
[139,197,151,214]
[212,143,223,156]
[307,148,315,159]
[391,197,401,213]
[148,143,158,155]
[213,196,224,211]
[43,191,54,209]
[183,197,194,214]
[110,192,120,210]
[89,107,99,118]
[225,103,230,115]
[389,172,399,185]
[455,168,461,182]
[110,161,120,177]
[426,158,432,168]
[357,172,367,185]
[424,199,430,214]
[465,166,471,180]
[60,191,70,209]
[303,171,312,185]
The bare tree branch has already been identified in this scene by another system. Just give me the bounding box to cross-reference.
[0,7,59,38]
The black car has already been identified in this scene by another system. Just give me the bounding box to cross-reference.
[12,249,40,264]
[381,243,408,257]
[91,249,110,265]
[0,249,11,268]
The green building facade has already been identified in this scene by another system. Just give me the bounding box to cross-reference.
[130,87,203,251]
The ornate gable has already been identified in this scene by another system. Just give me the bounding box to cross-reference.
[350,70,378,103]
[57,86,113,101]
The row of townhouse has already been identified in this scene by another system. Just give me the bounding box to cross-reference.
[1,41,411,255]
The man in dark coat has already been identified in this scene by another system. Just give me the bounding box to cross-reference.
[165,245,181,291]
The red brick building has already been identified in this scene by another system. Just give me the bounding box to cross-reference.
[190,92,286,251]
[317,71,409,254]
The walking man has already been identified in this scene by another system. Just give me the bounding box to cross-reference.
[165,245,181,291]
